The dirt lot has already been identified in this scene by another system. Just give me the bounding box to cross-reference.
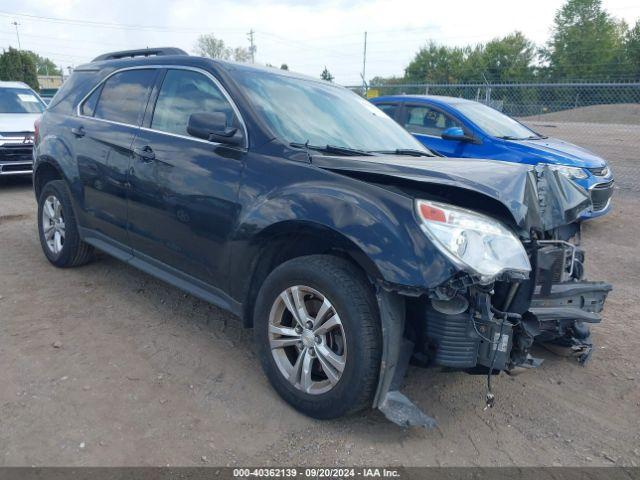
[1,123,639,467]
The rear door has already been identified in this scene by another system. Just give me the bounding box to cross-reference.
[74,68,158,247]
[127,67,246,290]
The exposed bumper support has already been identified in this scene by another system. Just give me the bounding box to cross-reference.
[373,288,437,429]
[530,281,612,365]
[530,281,612,323]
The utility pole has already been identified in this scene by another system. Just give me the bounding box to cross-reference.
[361,31,368,96]
[247,29,256,64]
[12,21,21,50]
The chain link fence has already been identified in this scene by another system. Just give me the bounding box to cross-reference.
[358,82,640,126]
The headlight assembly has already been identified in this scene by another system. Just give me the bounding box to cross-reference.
[549,165,588,180]
[415,200,531,282]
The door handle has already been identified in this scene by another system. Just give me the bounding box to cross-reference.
[71,126,85,138]
[133,145,155,162]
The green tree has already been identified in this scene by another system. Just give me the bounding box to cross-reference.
[24,51,62,76]
[544,0,626,80]
[194,34,251,62]
[194,34,228,59]
[403,33,537,85]
[479,32,537,82]
[230,46,251,63]
[320,66,334,82]
[0,47,39,89]
[625,20,640,79]
[280,63,289,70]
[404,42,469,83]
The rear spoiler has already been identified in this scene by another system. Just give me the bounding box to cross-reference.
[92,47,188,62]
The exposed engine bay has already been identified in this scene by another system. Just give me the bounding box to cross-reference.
[418,229,610,371]
[375,225,611,428]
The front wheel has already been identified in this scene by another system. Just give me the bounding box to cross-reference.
[254,255,382,419]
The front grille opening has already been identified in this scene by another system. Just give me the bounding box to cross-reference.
[590,181,614,211]
[0,144,34,163]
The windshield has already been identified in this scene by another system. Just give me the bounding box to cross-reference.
[231,69,426,152]
[455,101,540,140]
[0,87,45,114]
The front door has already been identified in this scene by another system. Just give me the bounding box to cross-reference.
[402,103,476,157]
[74,68,158,246]
[127,68,246,290]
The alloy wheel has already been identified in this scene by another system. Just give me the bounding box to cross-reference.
[268,285,347,395]
[42,195,65,255]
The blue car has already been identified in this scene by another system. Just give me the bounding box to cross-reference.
[371,95,614,219]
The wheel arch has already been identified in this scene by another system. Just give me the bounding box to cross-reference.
[240,220,383,328]
[33,158,65,199]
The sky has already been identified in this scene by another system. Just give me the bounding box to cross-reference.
[1,0,639,85]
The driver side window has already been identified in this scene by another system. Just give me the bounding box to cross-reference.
[404,105,461,137]
[151,69,237,137]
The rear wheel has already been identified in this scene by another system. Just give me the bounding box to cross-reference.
[254,255,382,419]
[38,180,94,267]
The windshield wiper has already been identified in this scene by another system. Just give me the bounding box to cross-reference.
[497,134,548,141]
[289,142,372,157]
[370,148,434,157]
[496,135,525,140]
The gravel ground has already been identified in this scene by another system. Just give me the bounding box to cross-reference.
[0,123,639,467]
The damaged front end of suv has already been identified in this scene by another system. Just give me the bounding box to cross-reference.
[314,156,612,428]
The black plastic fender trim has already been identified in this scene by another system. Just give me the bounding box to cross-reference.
[373,288,437,429]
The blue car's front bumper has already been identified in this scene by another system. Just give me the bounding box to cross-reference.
[576,175,615,220]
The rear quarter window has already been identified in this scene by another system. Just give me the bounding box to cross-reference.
[46,70,102,115]
[80,86,102,117]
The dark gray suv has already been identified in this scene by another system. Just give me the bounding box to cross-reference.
[32,48,611,427]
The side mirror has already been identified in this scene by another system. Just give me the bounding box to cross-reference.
[441,126,475,143]
[187,112,243,146]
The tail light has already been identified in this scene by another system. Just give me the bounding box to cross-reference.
[34,116,41,145]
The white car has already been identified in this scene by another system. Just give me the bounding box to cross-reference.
[0,81,46,176]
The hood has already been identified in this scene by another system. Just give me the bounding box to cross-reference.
[505,136,605,168]
[0,113,41,134]
[312,155,591,233]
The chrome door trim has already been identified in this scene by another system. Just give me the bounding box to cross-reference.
[75,64,249,149]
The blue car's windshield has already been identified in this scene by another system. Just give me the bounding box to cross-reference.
[231,69,427,153]
[0,88,46,114]
[455,102,542,140]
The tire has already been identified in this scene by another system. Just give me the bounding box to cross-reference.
[254,255,382,419]
[37,179,94,268]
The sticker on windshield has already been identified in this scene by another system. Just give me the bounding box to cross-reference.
[18,94,40,103]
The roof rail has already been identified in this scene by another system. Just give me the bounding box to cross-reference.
[92,47,188,62]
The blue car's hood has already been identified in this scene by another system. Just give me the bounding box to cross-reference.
[506,136,606,168]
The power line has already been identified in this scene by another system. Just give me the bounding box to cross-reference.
[0,29,133,50]
[0,10,245,33]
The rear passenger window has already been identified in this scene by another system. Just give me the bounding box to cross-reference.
[92,69,157,125]
[151,69,236,137]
